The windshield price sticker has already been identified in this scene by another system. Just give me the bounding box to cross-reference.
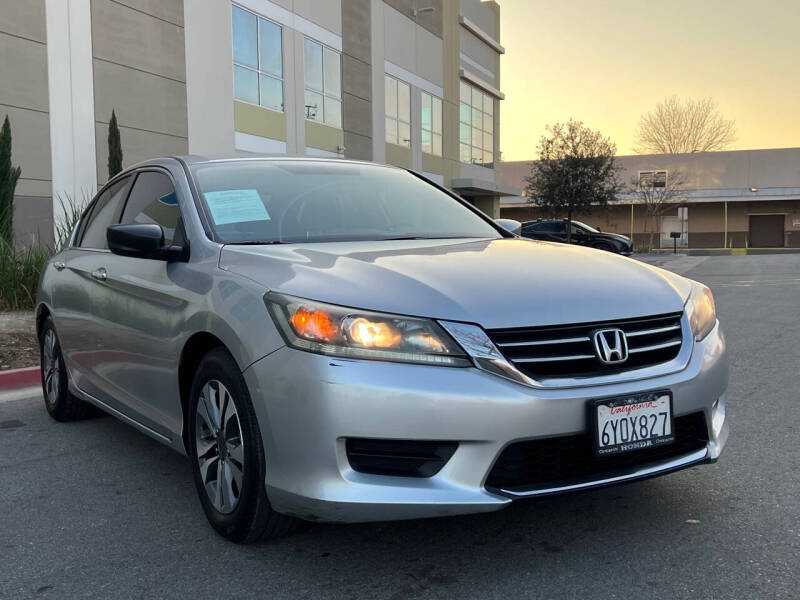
[204,189,270,225]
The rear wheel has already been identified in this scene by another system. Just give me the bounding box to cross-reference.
[188,348,298,543]
[39,317,95,421]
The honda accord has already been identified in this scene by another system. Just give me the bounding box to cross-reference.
[36,157,728,542]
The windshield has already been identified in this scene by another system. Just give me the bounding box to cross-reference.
[191,160,502,244]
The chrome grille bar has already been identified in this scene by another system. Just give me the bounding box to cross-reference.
[497,336,590,348]
[625,324,681,337]
[628,339,682,354]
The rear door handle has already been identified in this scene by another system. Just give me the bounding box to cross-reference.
[53,261,66,271]
[91,267,107,282]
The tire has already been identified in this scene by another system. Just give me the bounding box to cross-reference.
[39,317,95,422]
[188,347,298,543]
[593,242,615,253]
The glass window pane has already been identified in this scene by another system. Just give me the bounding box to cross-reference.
[121,172,180,245]
[472,145,483,164]
[323,47,341,98]
[459,101,470,124]
[460,122,470,144]
[385,117,397,144]
[398,81,410,122]
[234,66,259,104]
[385,76,397,118]
[304,90,323,121]
[432,97,442,134]
[259,74,283,112]
[258,18,282,77]
[483,132,493,152]
[471,107,481,129]
[460,143,471,163]
[483,112,493,134]
[324,97,341,128]
[483,94,494,116]
[432,133,442,156]
[80,177,132,249]
[232,6,257,68]
[484,150,493,167]
[421,129,432,154]
[472,128,483,151]
[460,81,470,104]
[398,121,411,148]
[304,38,323,91]
[471,87,483,109]
[421,93,431,130]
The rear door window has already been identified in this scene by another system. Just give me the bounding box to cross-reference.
[79,176,133,249]
[120,171,181,245]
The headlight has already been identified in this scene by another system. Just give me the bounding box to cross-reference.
[685,281,716,341]
[265,292,470,366]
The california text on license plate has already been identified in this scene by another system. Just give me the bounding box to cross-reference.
[594,392,674,456]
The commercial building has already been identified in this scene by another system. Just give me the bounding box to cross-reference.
[497,148,800,249]
[2,0,517,245]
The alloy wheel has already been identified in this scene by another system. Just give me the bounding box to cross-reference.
[42,330,61,408]
[195,380,245,514]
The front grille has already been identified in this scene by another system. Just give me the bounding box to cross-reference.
[485,412,708,492]
[346,439,458,478]
[486,312,684,380]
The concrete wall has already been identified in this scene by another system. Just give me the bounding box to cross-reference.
[92,0,188,186]
[499,148,800,196]
[342,0,372,160]
[500,200,800,249]
[0,0,53,245]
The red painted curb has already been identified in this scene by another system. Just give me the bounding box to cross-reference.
[0,366,40,391]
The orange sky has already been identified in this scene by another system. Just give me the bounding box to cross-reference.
[495,0,800,160]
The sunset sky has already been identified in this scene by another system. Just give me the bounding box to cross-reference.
[496,0,800,160]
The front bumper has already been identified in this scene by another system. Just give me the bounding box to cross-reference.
[243,322,728,522]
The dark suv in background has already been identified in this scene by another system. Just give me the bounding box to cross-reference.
[521,219,634,255]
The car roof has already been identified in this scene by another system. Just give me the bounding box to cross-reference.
[128,155,403,170]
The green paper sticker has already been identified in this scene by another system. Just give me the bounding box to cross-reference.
[204,189,270,225]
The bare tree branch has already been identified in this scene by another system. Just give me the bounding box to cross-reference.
[629,170,687,250]
[634,96,736,154]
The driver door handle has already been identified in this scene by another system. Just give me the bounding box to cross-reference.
[91,267,107,282]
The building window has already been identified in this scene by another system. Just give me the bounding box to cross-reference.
[421,92,442,156]
[232,5,283,112]
[459,81,494,168]
[385,75,411,148]
[304,38,342,128]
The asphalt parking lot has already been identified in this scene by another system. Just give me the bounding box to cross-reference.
[1,254,799,599]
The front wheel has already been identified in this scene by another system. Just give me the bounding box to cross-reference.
[188,348,298,543]
[39,317,95,421]
[593,242,615,253]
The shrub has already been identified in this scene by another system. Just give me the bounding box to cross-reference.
[0,193,85,310]
[0,236,50,310]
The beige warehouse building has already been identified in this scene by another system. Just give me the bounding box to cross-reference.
[2,0,517,246]
[498,148,800,249]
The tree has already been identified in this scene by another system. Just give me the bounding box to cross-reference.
[107,109,123,179]
[629,170,687,250]
[0,115,22,243]
[525,120,621,243]
[634,96,736,155]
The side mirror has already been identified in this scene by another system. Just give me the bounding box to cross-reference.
[494,218,522,236]
[107,224,187,261]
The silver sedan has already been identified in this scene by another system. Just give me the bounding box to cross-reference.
[36,156,728,542]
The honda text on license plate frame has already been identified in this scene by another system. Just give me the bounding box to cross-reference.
[591,391,675,456]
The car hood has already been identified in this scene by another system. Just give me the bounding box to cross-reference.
[220,238,690,329]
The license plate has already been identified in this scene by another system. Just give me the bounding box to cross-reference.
[593,392,674,456]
